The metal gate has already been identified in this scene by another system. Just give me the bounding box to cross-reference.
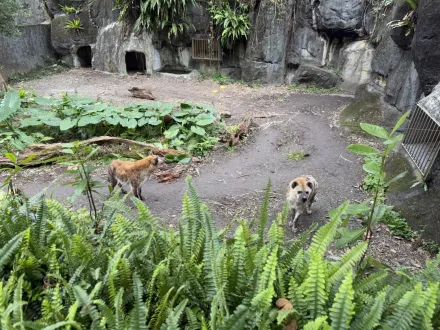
[191,34,221,61]
[402,102,440,179]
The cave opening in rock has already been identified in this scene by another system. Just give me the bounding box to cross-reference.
[77,46,92,67]
[125,51,146,73]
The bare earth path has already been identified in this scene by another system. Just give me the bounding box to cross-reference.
[8,69,431,266]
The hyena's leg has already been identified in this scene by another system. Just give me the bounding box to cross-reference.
[117,182,127,194]
[306,193,316,215]
[108,167,118,188]
[290,209,301,232]
[131,180,145,201]
[137,185,145,201]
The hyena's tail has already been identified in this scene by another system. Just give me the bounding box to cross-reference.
[107,166,117,187]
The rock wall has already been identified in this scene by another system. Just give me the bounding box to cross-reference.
[0,0,55,79]
[0,23,55,78]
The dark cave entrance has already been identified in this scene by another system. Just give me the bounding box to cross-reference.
[125,51,146,73]
[77,46,92,67]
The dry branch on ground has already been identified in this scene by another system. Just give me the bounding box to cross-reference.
[128,87,156,100]
[0,136,183,168]
[229,114,253,146]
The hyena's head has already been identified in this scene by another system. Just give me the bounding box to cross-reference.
[291,176,313,203]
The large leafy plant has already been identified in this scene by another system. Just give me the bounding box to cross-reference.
[114,0,196,38]
[209,0,250,46]
[1,91,223,156]
[0,177,439,329]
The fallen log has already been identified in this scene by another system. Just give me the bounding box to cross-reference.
[228,114,252,146]
[0,136,183,168]
[155,165,187,183]
[128,87,156,100]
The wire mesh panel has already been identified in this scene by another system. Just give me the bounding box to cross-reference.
[191,34,221,61]
[402,105,440,179]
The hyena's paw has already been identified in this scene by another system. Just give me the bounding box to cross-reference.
[291,226,298,233]
[307,209,312,215]
[288,220,293,227]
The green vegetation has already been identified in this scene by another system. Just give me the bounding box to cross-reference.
[59,4,82,15]
[7,62,70,84]
[287,150,307,161]
[65,19,84,32]
[0,90,224,156]
[289,84,343,94]
[0,0,21,36]
[209,0,250,46]
[114,0,195,38]
[0,177,439,328]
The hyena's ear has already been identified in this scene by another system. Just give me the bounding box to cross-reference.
[307,182,313,189]
[291,181,299,189]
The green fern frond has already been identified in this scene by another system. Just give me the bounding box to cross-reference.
[308,202,348,257]
[257,179,271,248]
[185,176,203,224]
[185,308,199,330]
[384,282,425,330]
[353,269,389,294]
[133,198,158,231]
[218,304,249,330]
[40,321,83,330]
[412,281,439,330]
[280,223,317,270]
[229,224,247,299]
[329,270,355,330]
[148,287,174,330]
[287,276,307,316]
[12,274,25,328]
[328,241,368,287]
[46,199,76,235]
[351,291,386,330]
[302,252,327,320]
[258,246,278,293]
[130,273,147,330]
[35,198,49,247]
[304,315,331,330]
[0,230,26,273]
[160,299,188,330]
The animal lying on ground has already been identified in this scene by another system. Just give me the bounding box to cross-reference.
[108,155,162,201]
[286,175,318,232]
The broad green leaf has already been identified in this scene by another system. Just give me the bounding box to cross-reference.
[60,117,77,131]
[360,123,389,140]
[164,125,180,139]
[42,117,62,127]
[34,97,60,106]
[0,91,21,122]
[371,204,393,226]
[78,115,102,127]
[346,144,379,156]
[20,118,42,127]
[344,203,370,215]
[385,171,407,187]
[106,115,119,126]
[390,111,410,136]
[195,113,216,126]
[148,117,162,126]
[19,154,37,165]
[5,153,17,163]
[363,162,380,174]
[383,134,403,145]
[334,228,366,249]
[190,126,206,136]
[127,118,137,129]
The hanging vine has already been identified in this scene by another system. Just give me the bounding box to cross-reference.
[113,0,196,38]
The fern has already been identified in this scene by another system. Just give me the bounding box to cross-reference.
[328,241,368,287]
[412,281,439,330]
[130,273,147,330]
[384,282,425,329]
[301,252,327,320]
[352,291,386,330]
[303,315,331,330]
[257,179,271,248]
[160,299,188,330]
[0,230,26,273]
[329,270,355,330]
[308,201,348,257]
[12,274,25,329]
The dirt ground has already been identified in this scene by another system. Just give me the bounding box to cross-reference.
[8,68,431,268]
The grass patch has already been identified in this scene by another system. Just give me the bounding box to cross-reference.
[8,60,70,84]
[289,84,343,94]
[287,149,307,161]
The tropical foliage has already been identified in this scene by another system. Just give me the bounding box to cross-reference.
[0,177,439,329]
[114,0,196,38]
[0,90,223,156]
[209,0,250,46]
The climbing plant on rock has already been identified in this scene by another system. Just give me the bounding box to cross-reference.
[114,0,196,38]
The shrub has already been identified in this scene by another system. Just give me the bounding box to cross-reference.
[0,178,439,329]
